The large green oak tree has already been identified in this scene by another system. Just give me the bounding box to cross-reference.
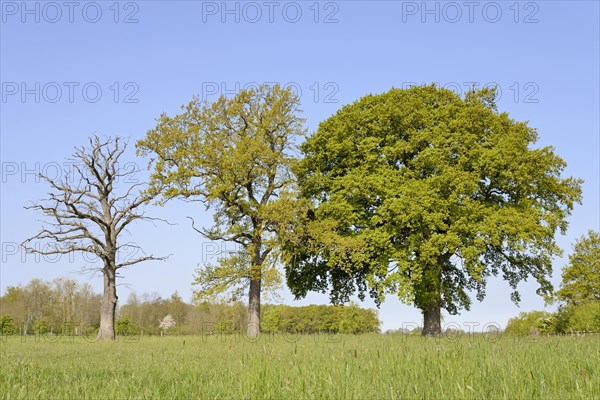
[284,85,582,335]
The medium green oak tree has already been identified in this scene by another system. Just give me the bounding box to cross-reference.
[284,85,582,335]
[136,84,305,337]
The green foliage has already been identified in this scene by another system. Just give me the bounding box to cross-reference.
[564,301,600,332]
[504,311,556,336]
[212,301,247,333]
[557,230,600,305]
[0,315,16,335]
[552,306,572,334]
[260,304,380,334]
[337,304,380,334]
[115,318,139,336]
[192,250,282,303]
[285,85,582,319]
[506,303,600,336]
[34,319,49,335]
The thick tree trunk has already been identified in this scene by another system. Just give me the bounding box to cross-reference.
[421,302,442,336]
[97,268,117,340]
[420,255,449,336]
[247,277,261,337]
[246,241,263,338]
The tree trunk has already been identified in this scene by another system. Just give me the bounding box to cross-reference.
[247,277,261,337]
[421,301,442,336]
[246,242,263,338]
[97,268,117,340]
[420,255,449,336]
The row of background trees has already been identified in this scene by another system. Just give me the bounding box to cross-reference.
[505,303,600,336]
[0,279,99,335]
[15,84,590,339]
[3,225,596,336]
[3,230,597,336]
[0,281,381,335]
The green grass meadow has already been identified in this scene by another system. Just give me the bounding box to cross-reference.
[1,333,599,399]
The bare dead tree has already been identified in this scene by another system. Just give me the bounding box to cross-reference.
[22,135,167,340]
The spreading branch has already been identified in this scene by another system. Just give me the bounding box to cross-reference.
[22,135,168,271]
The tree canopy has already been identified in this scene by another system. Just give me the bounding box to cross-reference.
[284,85,583,335]
[557,230,600,305]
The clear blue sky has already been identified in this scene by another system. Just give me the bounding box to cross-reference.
[1,1,598,331]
